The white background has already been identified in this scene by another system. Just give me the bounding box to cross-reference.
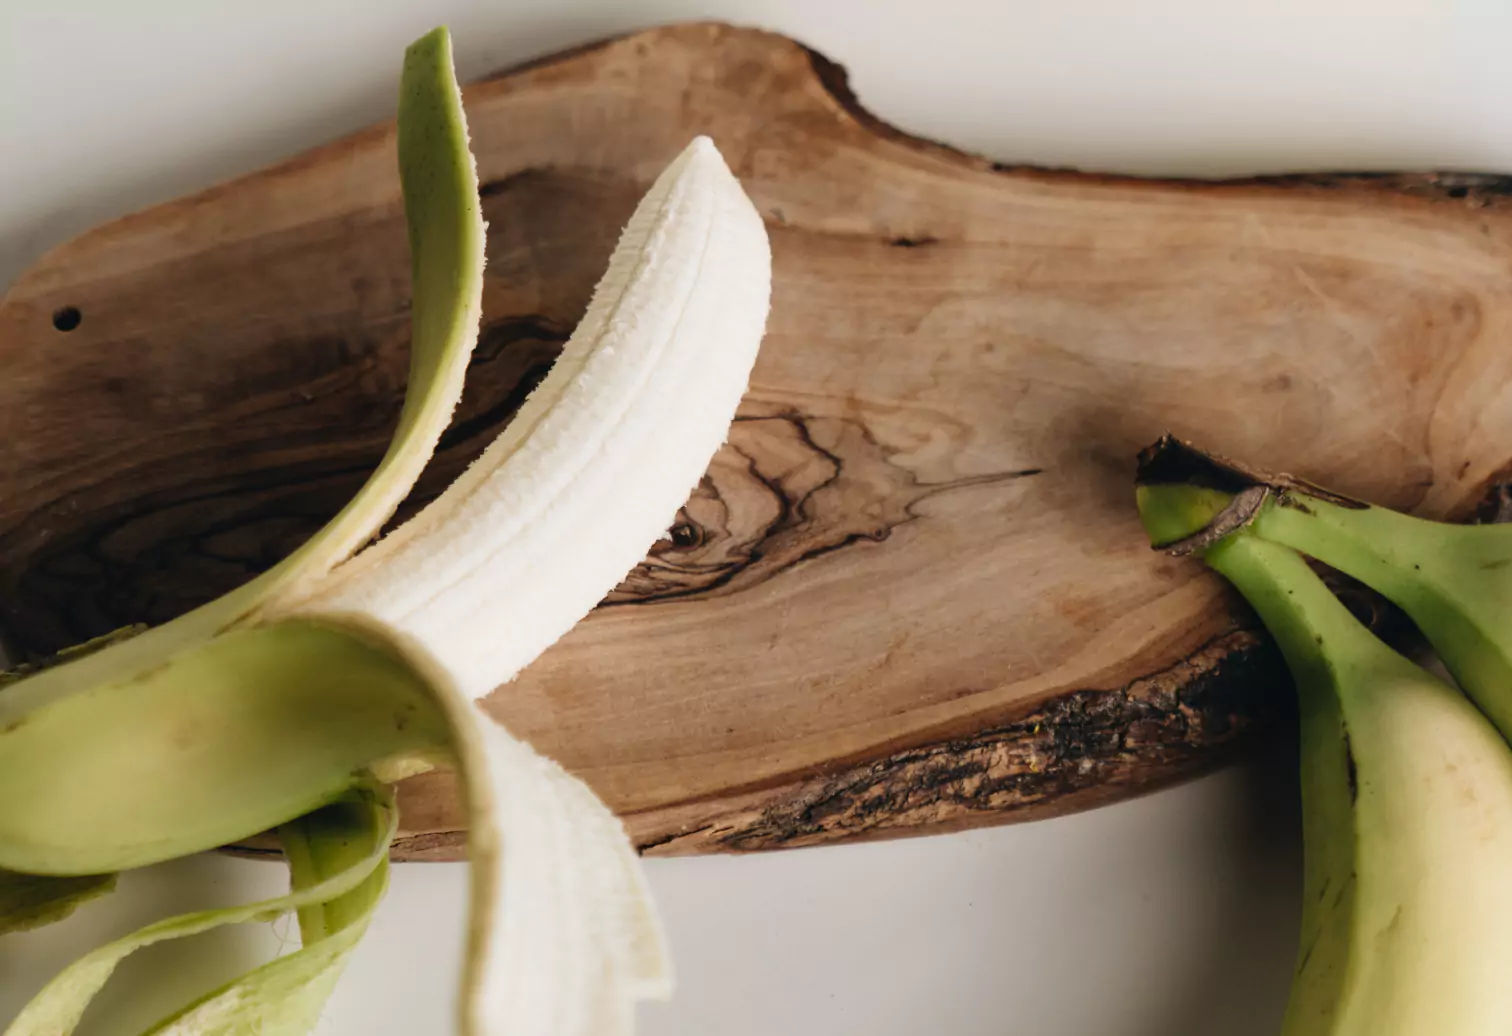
[2,2,1508,1033]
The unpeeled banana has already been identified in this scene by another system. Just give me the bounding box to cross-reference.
[1139,439,1512,1035]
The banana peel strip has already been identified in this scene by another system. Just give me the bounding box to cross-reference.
[135,790,397,1036]
[0,20,484,926]
[4,789,395,1036]
[0,871,115,936]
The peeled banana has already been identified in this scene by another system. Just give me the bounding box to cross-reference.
[0,22,770,1036]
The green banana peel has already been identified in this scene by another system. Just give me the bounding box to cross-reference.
[280,794,393,945]
[2,15,773,1033]
[4,787,395,1036]
[1137,435,1512,739]
[0,19,483,730]
[0,21,479,953]
[0,18,480,725]
[0,871,115,936]
[0,12,786,1028]
[141,923,367,1036]
[0,20,481,875]
[0,624,446,876]
[1250,495,1512,732]
[2,20,473,1027]
[1197,537,1367,1036]
[1137,483,1378,1033]
[134,789,396,1036]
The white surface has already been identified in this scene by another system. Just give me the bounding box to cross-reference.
[2,2,1508,1033]
[4,754,1301,1036]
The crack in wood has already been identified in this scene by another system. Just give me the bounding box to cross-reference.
[608,410,1041,606]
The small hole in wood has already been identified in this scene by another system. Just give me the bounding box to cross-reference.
[1447,186,1470,199]
[670,522,700,548]
[52,306,82,332]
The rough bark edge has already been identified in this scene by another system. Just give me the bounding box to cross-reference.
[630,628,1288,854]
[222,626,1292,861]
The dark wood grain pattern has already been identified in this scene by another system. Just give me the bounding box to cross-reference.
[4,22,1512,859]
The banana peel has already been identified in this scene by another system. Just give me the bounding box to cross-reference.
[1,22,771,1036]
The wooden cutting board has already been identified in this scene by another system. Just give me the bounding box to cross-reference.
[4,22,1512,861]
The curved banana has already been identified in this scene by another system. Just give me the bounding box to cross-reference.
[0,23,770,1036]
[1139,469,1512,1036]
[279,110,771,1036]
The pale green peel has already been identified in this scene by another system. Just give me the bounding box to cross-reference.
[131,789,396,1036]
[3,788,395,1036]
[279,790,393,944]
[384,24,485,479]
[1249,493,1512,742]
[0,24,484,1032]
[1134,484,1374,1036]
[140,925,366,1036]
[0,870,115,935]
[4,21,690,1036]
[0,622,446,876]
[0,625,146,691]
[0,24,480,884]
[0,23,485,726]
[0,27,481,1028]
[236,22,486,626]
[1194,534,1368,1036]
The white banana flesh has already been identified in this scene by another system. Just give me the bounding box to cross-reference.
[279,135,771,701]
[271,131,770,1036]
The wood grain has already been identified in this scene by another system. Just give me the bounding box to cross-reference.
[3,22,1511,859]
